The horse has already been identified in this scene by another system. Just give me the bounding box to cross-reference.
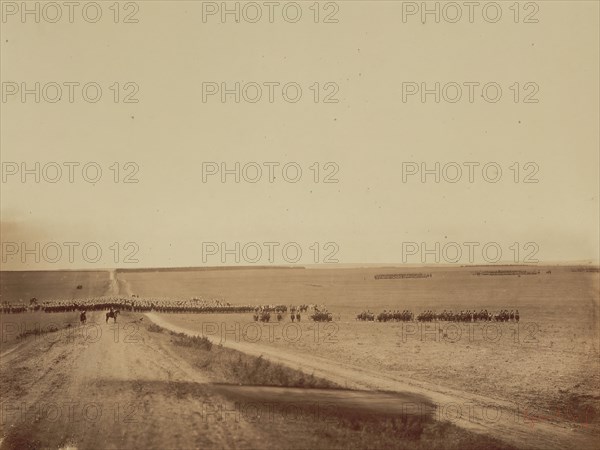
[106,310,119,323]
[80,311,87,325]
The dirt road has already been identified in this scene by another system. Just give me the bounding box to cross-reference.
[0,312,267,449]
[146,313,599,450]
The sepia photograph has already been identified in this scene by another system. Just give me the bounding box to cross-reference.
[1,1,599,449]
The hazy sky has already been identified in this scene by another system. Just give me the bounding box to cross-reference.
[1,1,598,269]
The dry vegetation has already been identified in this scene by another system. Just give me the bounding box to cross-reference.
[142,319,515,449]
[148,322,338,388]
[0,311,81,347]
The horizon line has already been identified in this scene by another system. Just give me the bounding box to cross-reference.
[1,260,599,273]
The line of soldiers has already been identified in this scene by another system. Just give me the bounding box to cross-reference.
[309,304,332,322]
[252,304,326,322]
[252,304,313,314]
[310,311,333,322]
[0,304,28,314]
[417,309,520,322]
[357,309,521,323]
[253,304,289,314]
[376,310,414,322]
[2,297,321,316]
[357,310,415,322]
[356,311,375,321]
[1,297,255,315]
[253,310,302,323]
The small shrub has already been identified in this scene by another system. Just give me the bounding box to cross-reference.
[172,332,213,351]
[148,323,164,333]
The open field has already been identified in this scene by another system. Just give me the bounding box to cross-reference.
[0,270,112,303]
[151,308,599,429]
[1,265,598,449]
[125,265,599,448]
[116,265,598,321]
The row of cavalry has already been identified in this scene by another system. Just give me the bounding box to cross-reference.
[252,305,333,323]
[357,309,520,322]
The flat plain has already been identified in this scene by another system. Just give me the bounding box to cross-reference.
[1,265,598,449]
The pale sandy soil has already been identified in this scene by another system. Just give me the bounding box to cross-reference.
[147,310,600,450]
[1,312,380,450]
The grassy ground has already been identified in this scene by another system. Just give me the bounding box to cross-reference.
[0,311,81,349]
[144,320,516,449]
[149,322,338,389]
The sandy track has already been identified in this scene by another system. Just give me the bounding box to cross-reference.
[146,313,599,450]
[0,312,265,450]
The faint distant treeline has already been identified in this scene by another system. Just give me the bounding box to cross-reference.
[115,266,305,273]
